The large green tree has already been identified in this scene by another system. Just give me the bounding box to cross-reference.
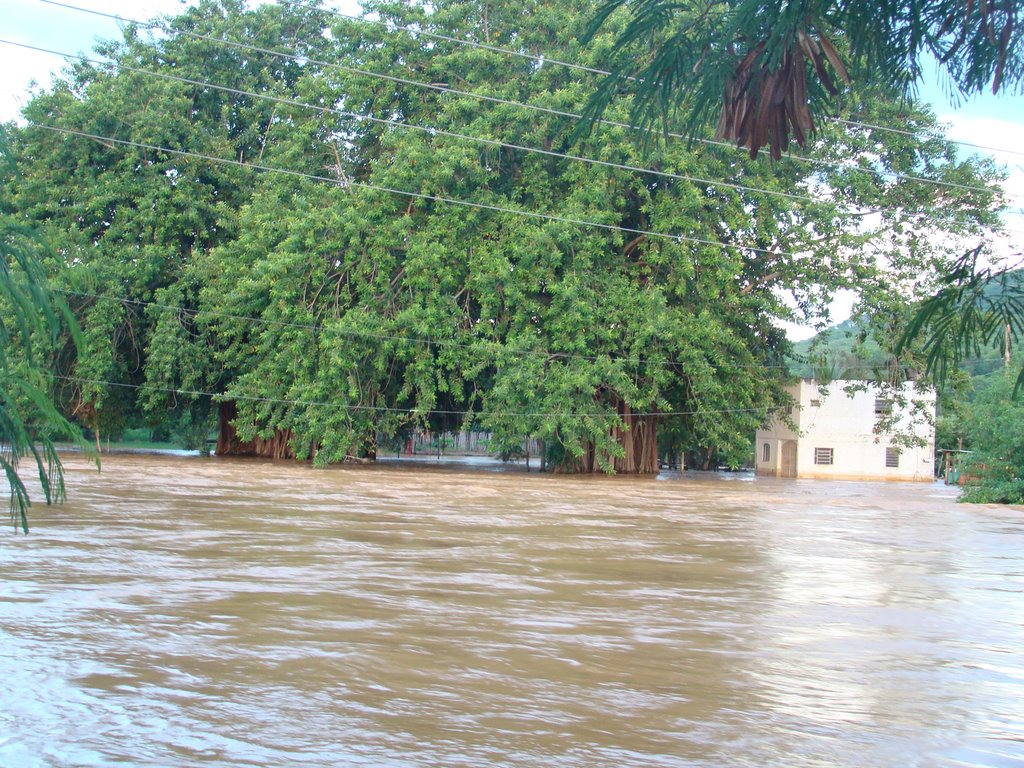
[6,0,1005,473]
[132,0,810,471]
[6,0,332,450]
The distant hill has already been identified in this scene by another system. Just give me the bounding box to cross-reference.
[787,318,888,379]
[788,268,1024,380]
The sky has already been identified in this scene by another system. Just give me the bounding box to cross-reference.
[4,1,1022,150]
[2,0,1022,338]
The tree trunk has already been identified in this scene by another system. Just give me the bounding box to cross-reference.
[610,402,659,474]
[554,398,660,474]
[215,401,295,459]
[215,401,376,462]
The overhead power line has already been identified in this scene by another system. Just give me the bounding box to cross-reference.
[32,123,797,257]
[6,52,1015,243]
[830,119,1024,160]
[5,46,1018,241]
[52,373,771,420]
[34,0,1018,201]
[0,39,819,206]
[294,0,1024,160]
[14,38,1024,237]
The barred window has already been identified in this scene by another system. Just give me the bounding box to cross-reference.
[762,443,771,463]
[814,447,834,465]
[885,446,900,468]
[875,398,893,416]
[810,399,821,408]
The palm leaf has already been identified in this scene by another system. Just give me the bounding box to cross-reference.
[897,245,1024,394]
[1,125,92,532]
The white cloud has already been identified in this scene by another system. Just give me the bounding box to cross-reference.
[2,0,364,123]
[936,112,1024,239]
[1,0,194,123]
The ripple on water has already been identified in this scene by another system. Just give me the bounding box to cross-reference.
[1,454,1023,767]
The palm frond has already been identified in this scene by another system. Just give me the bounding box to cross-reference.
[579,0,1023,157]
[1,125,90,532]
[898,245,1024,394]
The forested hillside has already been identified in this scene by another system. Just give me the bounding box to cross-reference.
[1,0,1007,475]
[791,269,1024,380]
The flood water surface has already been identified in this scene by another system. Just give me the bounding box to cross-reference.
[2,454,1023,767]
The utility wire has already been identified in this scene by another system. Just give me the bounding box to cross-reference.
[56,289,931,380]
[39,0,1020,159]
[7,38,1017,237]
[32,123,801,258]
[0,39,818,206]
[42,121,1013,285]
[56,289,812,372]
[34,0,1018,201]
[51,373,772,419]
[830,118,1024,160]
[295,0,1024,160]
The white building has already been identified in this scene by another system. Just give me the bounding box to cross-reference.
[756,379,936,482]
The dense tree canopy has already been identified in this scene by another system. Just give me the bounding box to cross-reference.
[956,361,1024,504]
[0,0,1007,484]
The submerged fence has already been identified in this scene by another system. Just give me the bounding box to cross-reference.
[399,430,543,460]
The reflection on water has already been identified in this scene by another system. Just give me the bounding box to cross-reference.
[2,454,1023,767]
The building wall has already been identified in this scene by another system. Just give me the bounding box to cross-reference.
[755,380,936,482]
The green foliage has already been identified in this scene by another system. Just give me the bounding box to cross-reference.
[0,128,89,532]
[898,249,1024,392]
[2,0,1006,476]
[172,0,815,470]
[960,478,1024,505]
[958,366,1024,504]
[6,0,334,450]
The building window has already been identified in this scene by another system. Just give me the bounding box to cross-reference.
[814,447,834,465]
[875,398,892,416]
[810,399,821,407]
[885,446,900,468]
[762,443,770,463]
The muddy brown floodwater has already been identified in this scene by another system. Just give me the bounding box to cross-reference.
[1,453,1023,767]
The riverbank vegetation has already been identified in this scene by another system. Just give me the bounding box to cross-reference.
[0,0,1016,518]
[955,363,1024,504]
